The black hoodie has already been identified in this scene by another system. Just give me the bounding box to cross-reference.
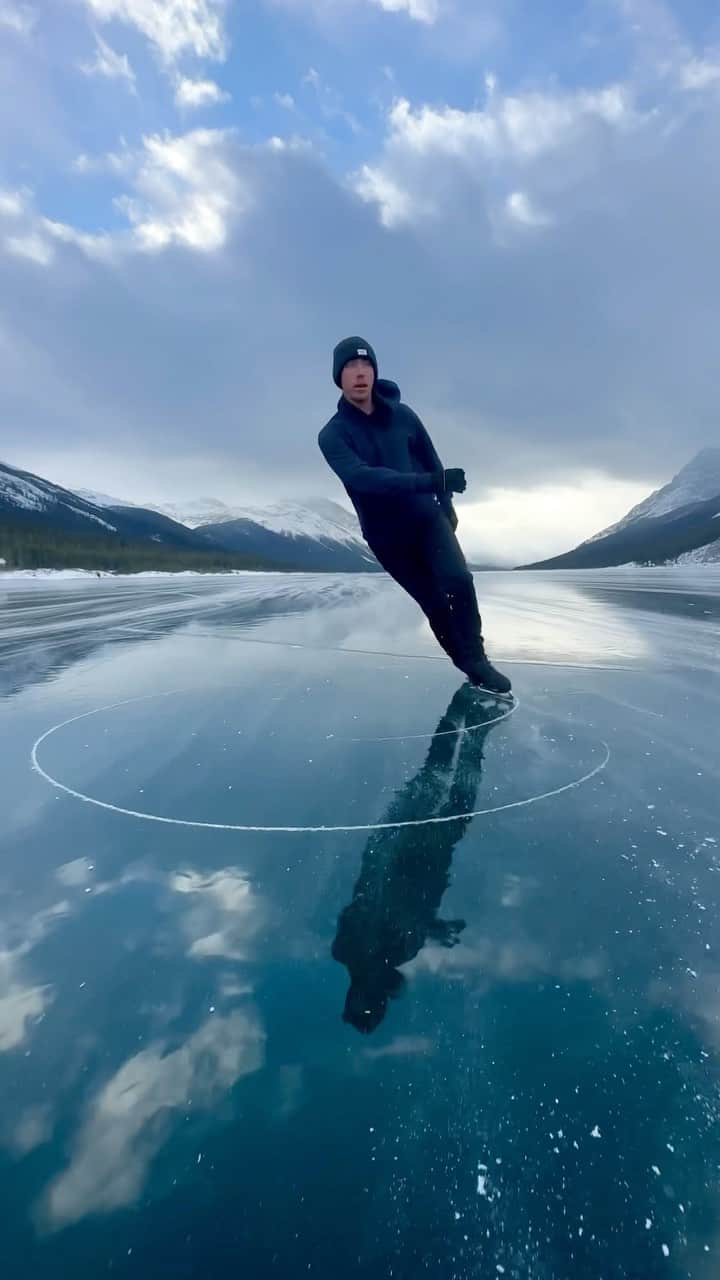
[318,379,457,543]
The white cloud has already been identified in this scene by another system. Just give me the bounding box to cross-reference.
[40,1009,265,1227]
[385,84,634,163]
[355,84,640,231]
[0,186,116,265]
[0,952,51,1050]
[2,56,719,511]
[353,164,417,226]
[55,857,96,888]
[371,0,439,22]
[363,1035,434,1059]
[73,144,134,175]
[679,57,720,91]
[0,1,35,34]
[82,0,227,64]
[302,64,362,135]
[0,902,70,1051]
[273,91,296,111]
[171,867,265,961]
[404,936,607,984]
[273,0,441,25]
[7,1104,54,1155]
[505,190,552,228]
[61,129,247,257]
[457,475,654,565]
[43,218,116,262]
[4,231,54,265]
[0,188,27,217]
[174,75,228,108]
[266,134,313,153]
[0,189,55,264]
[79,33,136,87]
[114,127,245,251]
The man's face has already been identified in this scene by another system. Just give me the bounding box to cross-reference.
[341,357,375,406]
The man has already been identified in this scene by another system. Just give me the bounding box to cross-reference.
[318,336,511,694]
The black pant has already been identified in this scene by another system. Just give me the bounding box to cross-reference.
[368,512,484,672]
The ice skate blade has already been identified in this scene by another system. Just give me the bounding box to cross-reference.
[465,681,514,702]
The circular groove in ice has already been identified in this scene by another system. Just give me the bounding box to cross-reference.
[343,695,517,742]
[31,688,610,835]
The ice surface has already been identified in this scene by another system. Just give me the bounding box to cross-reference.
[0,566,719,1279]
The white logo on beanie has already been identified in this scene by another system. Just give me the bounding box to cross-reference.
[357,348,368,356]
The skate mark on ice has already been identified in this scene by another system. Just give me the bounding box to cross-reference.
[108,627,636,672]
[564,688,665,719]
[342,695,518,742]
[31,690,611,835]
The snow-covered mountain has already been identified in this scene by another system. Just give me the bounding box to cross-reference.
[151,497,237,529]
[0,461,285,572]
[0,462,214,549]
[75,490,238,535]
[75,487,138,510]
[522,493,720,570]
[673,518,720,565]
[197,499,378,572]
[235,498,363,547]
[521,448,720,570]
[585,448,720,544]
[0,465,377,572]
[70,480,374,567]
[154,496,365,545]
[70,489,376,572]
[1,464,120,533]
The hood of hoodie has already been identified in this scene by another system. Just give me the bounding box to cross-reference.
[373,378,401,407]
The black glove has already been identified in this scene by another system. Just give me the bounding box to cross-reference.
[443,468,467,495]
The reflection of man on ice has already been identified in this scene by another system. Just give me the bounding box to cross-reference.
[319,337,511,694]
[332,684,501,1033]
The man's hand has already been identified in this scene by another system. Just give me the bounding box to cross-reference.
[443,468,467,495]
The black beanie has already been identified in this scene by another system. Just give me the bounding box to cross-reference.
[333,336,378,387]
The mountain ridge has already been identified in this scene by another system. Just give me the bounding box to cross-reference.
[73,486,378,572]
[521,490,720,570]
[583,448,720,547]
[0,462,379,572]
[0,461,286,573]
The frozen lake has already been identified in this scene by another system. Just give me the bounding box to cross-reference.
[1,567,719,1278]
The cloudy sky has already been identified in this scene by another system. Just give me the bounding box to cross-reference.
[1,0,718,563]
